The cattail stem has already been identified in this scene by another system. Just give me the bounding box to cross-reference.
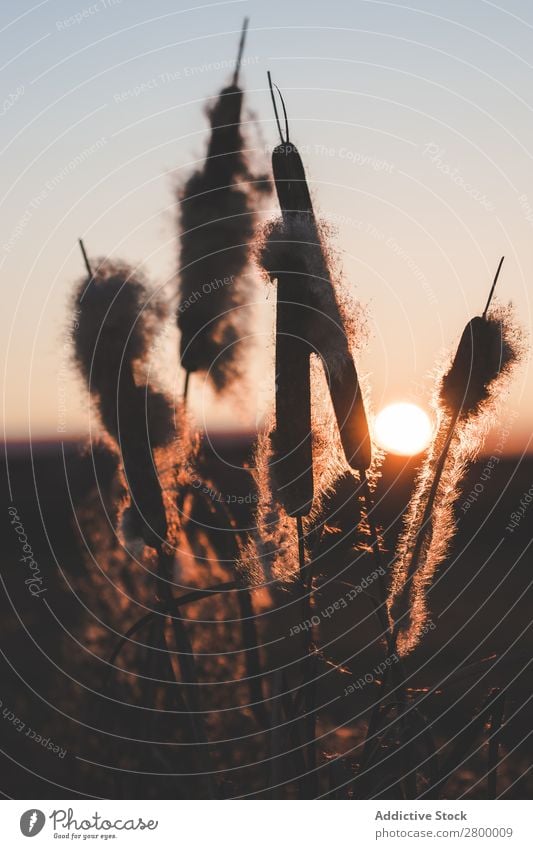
[360,473,408,703]
[156,546,216,798]
[488,690,506,798]
[155,548,200,710]
[360,474,392,649]
[295,516,317,797]
[391,409,459,647]
[360,474,404,676]
[183,370,191,405]
[359,474,417,797]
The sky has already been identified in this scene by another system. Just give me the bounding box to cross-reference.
[1,0,532,454]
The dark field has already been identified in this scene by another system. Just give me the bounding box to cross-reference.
[1,436,532,799]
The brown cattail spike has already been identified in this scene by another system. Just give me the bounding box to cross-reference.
[117,367,169,547]
[266,77,313,515]
[265,78,371,487]
[73,256,172,549]
[441,259,509,418]
[273,304,314,517]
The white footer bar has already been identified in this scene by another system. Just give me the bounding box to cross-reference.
[3,799,530,848]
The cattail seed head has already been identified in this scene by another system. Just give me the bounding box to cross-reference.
[73,261,162,394]
[271,142,314,215]
[265,115,371,476]
[177,78,271,392]
[440,310,519,419]
[259,212,372,477]
[72,259,176,549]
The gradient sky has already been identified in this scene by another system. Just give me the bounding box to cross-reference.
[1,0,532,454]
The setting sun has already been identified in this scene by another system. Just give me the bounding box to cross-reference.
[374,402,433,456]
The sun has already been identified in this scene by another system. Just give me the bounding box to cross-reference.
[374,402,433,456]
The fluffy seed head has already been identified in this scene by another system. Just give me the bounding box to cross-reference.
[72,259,179,549]
[259,213,372,483]
[440,309,519,418]
[176,82,271,392]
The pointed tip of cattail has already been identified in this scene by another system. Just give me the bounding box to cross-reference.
[78,238,93,283]
[482,255,505,319]
[267,71,289,144]
[232,17,249,86]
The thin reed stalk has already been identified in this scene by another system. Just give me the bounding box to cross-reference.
[487,690,506,798]
[296,515,318,797]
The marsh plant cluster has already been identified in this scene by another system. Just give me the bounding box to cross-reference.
[69,22,525,800]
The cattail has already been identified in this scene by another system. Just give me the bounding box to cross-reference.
[251,77,376,797]
[244,76,373,587]
[74,246,216,781]
[176,18,271,396]
[72,251,176,550]
[261,74,371,519]
[244,337,369,584]
[389,259,523,654]
[440,316,513,418]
